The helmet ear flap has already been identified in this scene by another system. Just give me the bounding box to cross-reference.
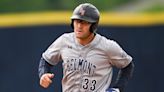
[90,23,98,33]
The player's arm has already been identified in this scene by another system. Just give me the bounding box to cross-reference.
[38,57,54,88]
[106,40,134,92]
[109,61,134,92]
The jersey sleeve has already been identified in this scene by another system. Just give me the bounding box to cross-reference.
[42,35,64,65]
[106,40,132,68]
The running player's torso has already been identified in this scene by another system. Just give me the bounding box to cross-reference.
[42,32,132,92]
[60,33,113,92]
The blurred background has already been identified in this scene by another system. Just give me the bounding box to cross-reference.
[0,0,164,92]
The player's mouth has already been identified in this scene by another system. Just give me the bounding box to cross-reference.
[76,29,83,34]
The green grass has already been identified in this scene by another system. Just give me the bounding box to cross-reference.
[141,5,164,13]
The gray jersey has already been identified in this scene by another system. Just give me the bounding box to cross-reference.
[42,33,132,92]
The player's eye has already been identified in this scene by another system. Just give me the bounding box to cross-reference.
[75,19,90,25]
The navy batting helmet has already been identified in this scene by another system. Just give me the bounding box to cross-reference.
[71,3,100,33]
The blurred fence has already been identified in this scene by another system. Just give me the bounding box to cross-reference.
[0,12,164,92]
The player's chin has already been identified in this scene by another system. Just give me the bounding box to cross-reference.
[75,32,83,37]
[76,35,83,39]
[75,34,86,39]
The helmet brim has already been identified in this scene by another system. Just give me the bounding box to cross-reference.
[71,15,96,23]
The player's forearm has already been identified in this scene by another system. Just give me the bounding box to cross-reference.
[113,62,134,92]
[38,57,53,78]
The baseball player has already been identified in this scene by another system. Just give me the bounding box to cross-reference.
[38,3,134,92]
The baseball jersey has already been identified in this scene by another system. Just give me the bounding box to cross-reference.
[42,32,132,92]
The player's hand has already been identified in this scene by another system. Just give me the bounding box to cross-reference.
[106,88,120,92]
[39,73,54,88]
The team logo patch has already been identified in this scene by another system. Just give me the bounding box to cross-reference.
[67,45,72,49]
[79,7,85,16]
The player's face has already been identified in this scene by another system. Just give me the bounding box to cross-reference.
[73,19,92,39]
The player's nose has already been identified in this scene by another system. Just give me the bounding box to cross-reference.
[77,22,83,29]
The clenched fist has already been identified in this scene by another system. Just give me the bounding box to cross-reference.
[40,73,54,88]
